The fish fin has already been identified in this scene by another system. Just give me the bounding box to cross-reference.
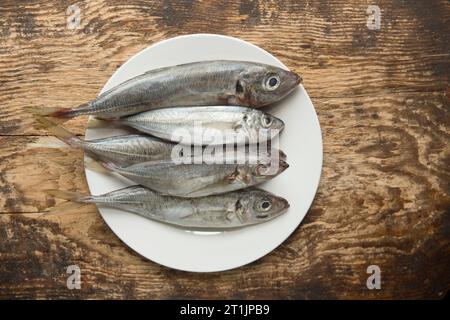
[86,117,112,129]
[226,171,237,183]
[84,156,113,174]
[98,160,122,172]
[34,115,82,148]
[232,123,243,132]
[240,173,252,184]
[175,175,225,197]
[42,200,90,216]
[227,168,251,185]
[234,199,247,223]
[26,102,91,119]
[181,186,210,197]
[239,166,253,184]
[27,108,68,126]
[25,106,74,119]
[26,106,67,117]
[45,189,90,202]
[226,211,235,222]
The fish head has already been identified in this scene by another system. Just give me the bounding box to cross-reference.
[240,110,284,141]
[278,149,287,161]
[255,143,287,161]
[255,111,284,135]
[267,149,287,162]
[236,189,289,225]
[235,64,302,107]
[251,159,289,183]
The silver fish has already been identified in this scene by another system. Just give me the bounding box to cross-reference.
[93,157,289,198]
[47,186,289,230]
[37,114,287,165]
[36,116,175,165]
[32,60,301,119]
[173,144,287,164]
[117,106,284,145]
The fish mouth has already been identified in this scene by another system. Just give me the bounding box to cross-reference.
[280,160,290,171]
[274,198,290,216]
[260,160,289,177]
[292,72,302,85]
[278,150,287,161]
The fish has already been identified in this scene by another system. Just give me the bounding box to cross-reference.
[36,116,287,165]
[29,60,301,119]
[115,106,284,145]
[46,186,289,230]
[89,157,289,198]
[35,116,175,165]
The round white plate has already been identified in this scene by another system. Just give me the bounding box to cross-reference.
[84,34,322,272]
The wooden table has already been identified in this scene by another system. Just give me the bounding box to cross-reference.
[0,0,448,299]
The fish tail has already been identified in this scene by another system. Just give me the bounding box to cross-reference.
[42,201,89,216]
[86,117,113,129]
[48,107,75,118]
[84,156,115,174]
[101,160,121,172]
[43,190,95,216]
[26,103,90,120]
[45,189,93,203]
[34,115,82,148]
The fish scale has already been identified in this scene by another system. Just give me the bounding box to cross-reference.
[47,186,290,230]
[118,106,284,145]
[100,156,289,198]
[33,116,177,166]
[33,60,301,119]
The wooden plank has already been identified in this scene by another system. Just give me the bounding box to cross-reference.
[0,0,449,135]
[0,136,87,213]
[0,0,449,299]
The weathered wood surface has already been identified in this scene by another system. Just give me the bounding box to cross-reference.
[0,0,449,299]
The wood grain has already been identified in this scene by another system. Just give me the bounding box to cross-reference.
[1,0,449,136]
[0,0,449,299]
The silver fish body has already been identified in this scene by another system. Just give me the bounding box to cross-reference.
[79,134,176,165]
[47,60,301,118]
[80,136,286,166]
[35,115,176,165]
[38,115,287,165]
[60,186,289,230]
[118,106,284,145]
[101,157,289,198]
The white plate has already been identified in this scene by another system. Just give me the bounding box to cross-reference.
[84,34,323,272]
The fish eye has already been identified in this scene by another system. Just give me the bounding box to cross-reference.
[265,75,280,91]
[261,200,271,210]
[261,114,272,127]
[258,197,272,212]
